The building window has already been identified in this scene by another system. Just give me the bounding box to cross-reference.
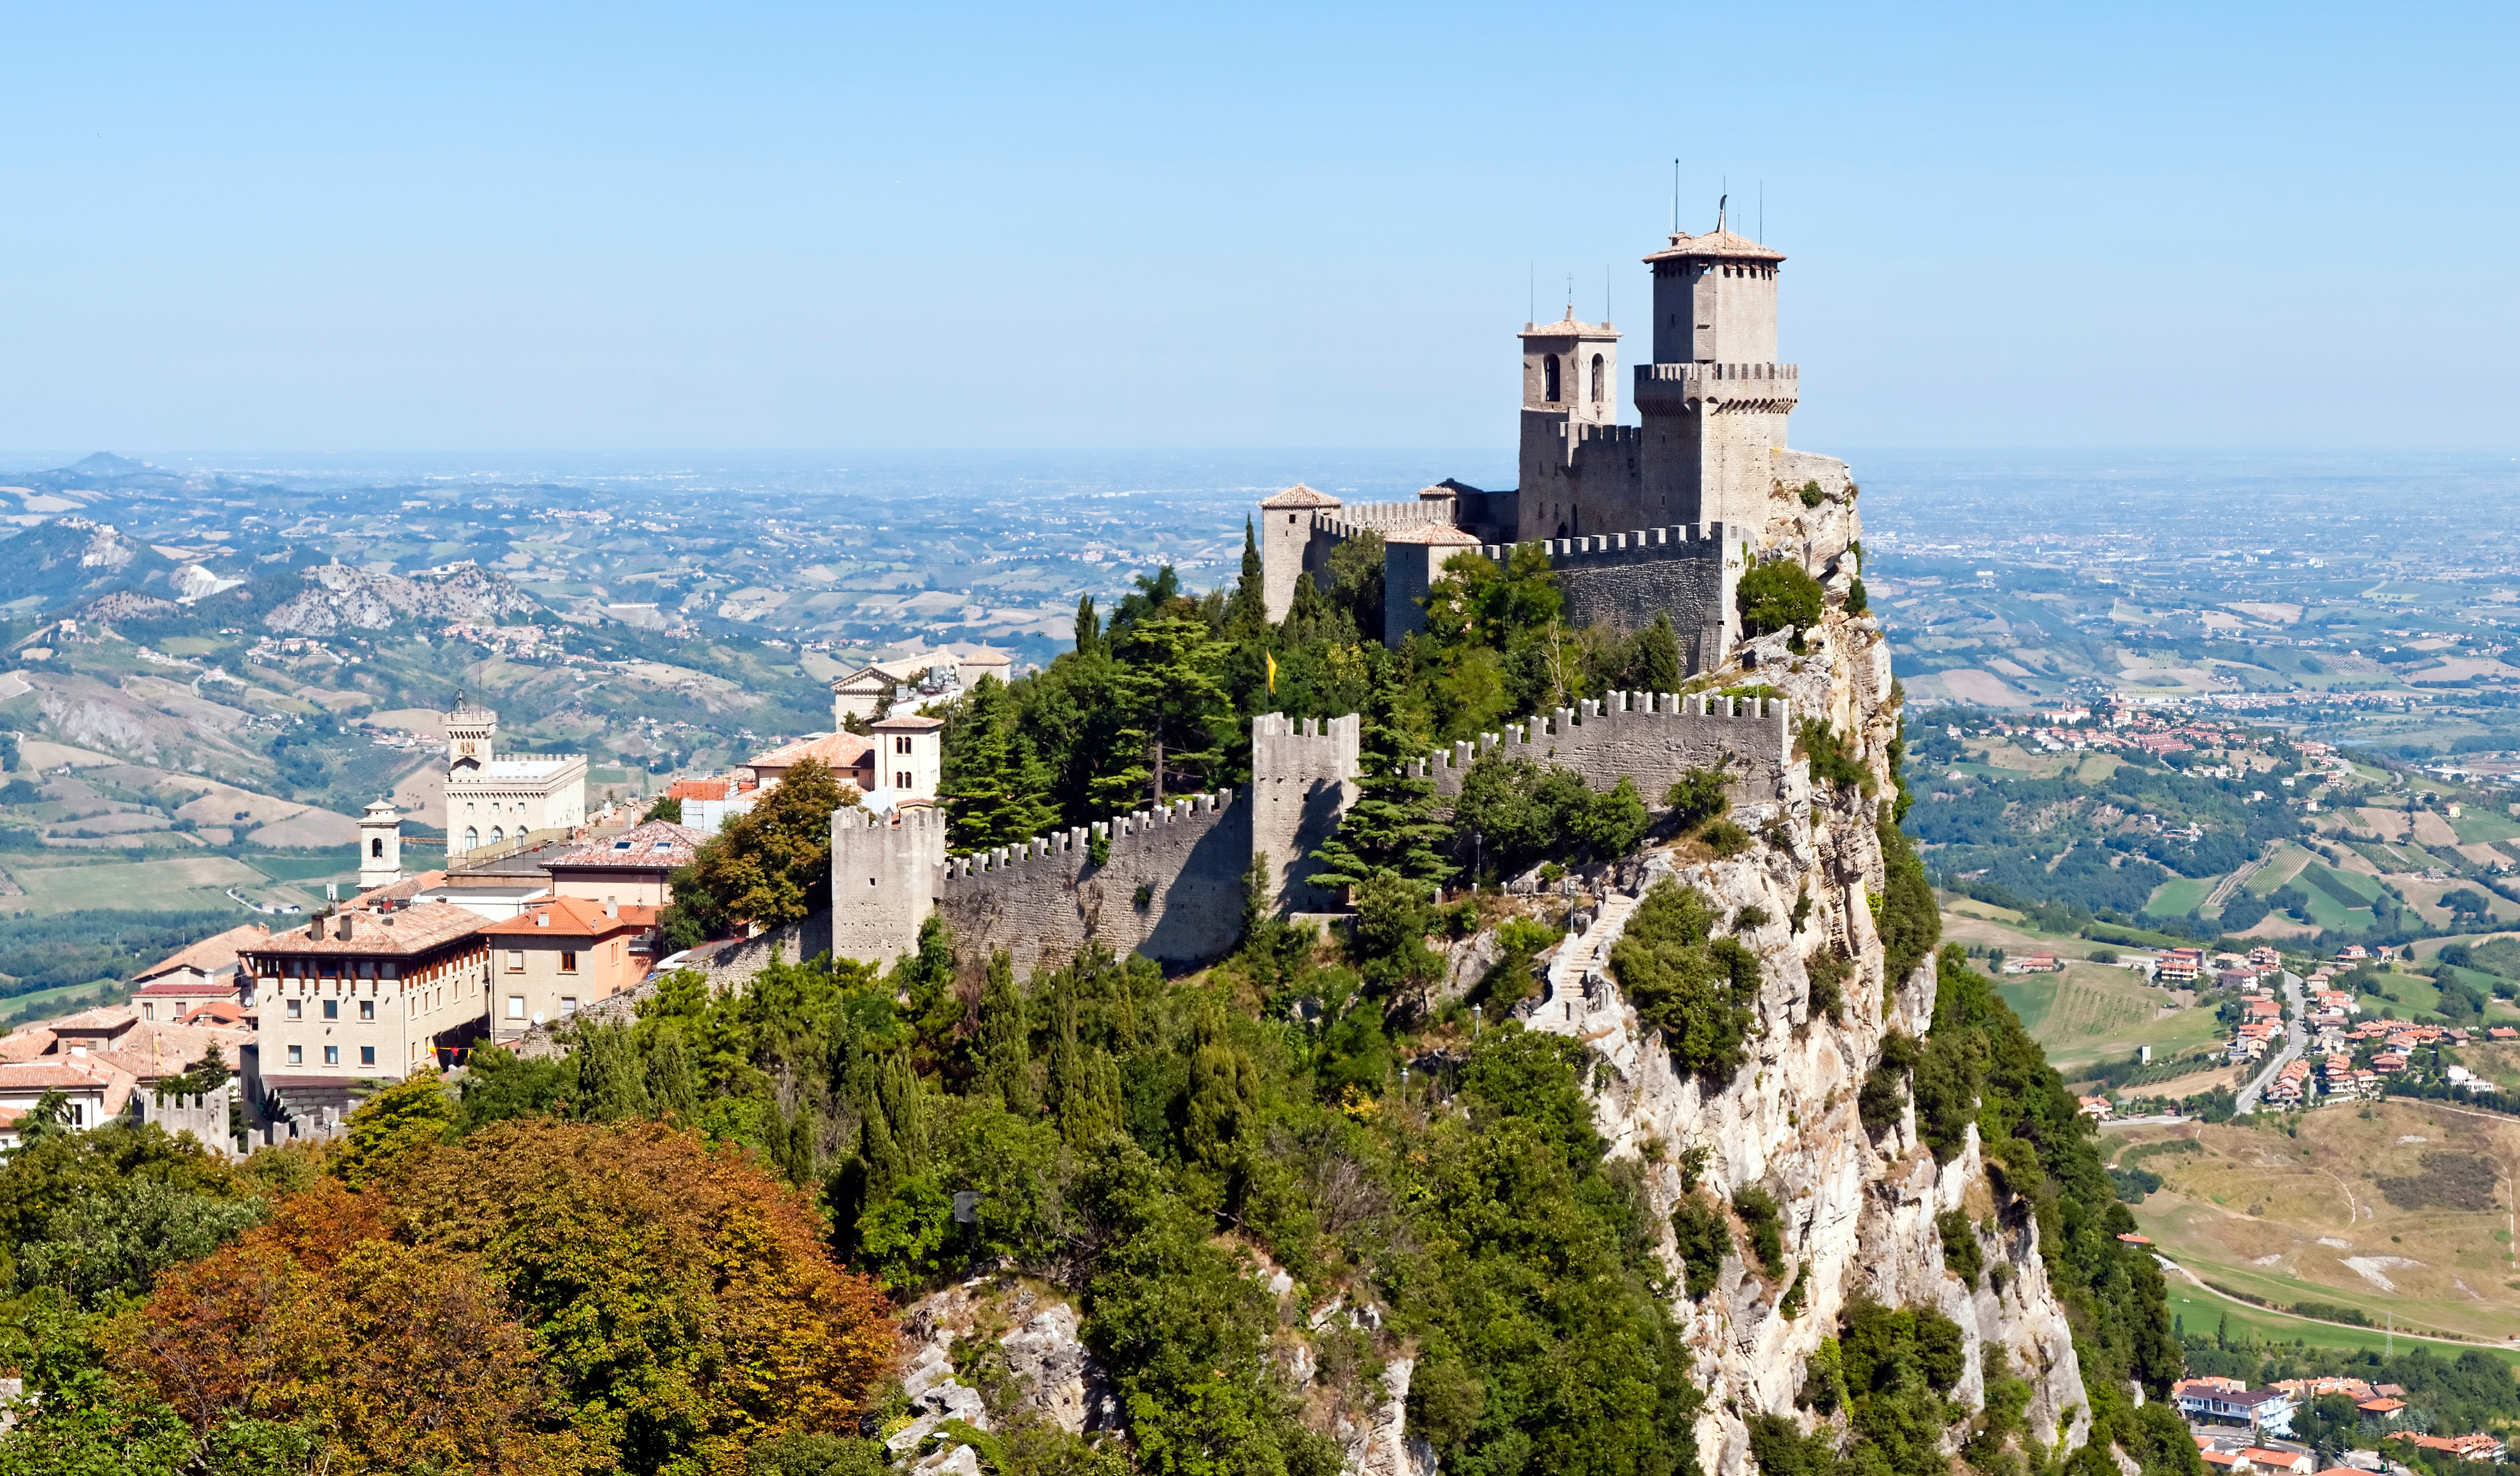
[287,999,302,1020]
[70,1103,84,1127]
[560,996,578,1015]
[559,951,578,974]
[324,1046,339,1065]
[359,1046,376,1066]
[1591,354,1605,403]
[287,1044,303,1064]
[142,1002,154,1020]
[490,826,504,844]
[1543,354,1560,402]
[894,735,912,754]
[358,999,375,1020]
[507,996,525,1020]
[322,999,339,1021]
[370,836,384,859]
[464,827,479,848]
[507,950,524,972]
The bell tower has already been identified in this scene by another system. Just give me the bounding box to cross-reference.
[1516,309,1625,539]
[357,800,404,893]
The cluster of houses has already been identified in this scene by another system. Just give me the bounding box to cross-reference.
[0,661,993,1143]
[2174,1376,2509,1467]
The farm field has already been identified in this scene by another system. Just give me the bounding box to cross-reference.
[1997,962,2222,1074]
[2124,1100,2520,1343]
[2,855,268,916]
[2148,876,2218,916]
[2454,809,2520,845]
[2160,1279,2520,1367]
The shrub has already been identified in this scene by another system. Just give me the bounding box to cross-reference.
[1799,718,1872,792]
[1701,819,1751,857]
[1663,767,1730,830]
[1737,559,1825,643]
[1935,1207,1982,1285]
[1807,949,1851,1022]
[1671,1193,1731,1298]
[1798,480,1826,507]
[1610,879,1762,1078]
[1733,1186,1786,1275]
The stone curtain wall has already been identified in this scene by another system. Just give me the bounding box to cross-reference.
[1249,713,1359,915]
[1410,691,1793,809]
[1468,523,1740,674]
[939,793,1250,979]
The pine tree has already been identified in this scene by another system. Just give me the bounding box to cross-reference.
[1047,986,1119,1146]
[1095,611,1228,811]
[1308,665,1453,894]
[642,1021,699,1119]
[939,673,1057,854]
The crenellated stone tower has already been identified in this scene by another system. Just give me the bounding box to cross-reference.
[1634,216,1800,533]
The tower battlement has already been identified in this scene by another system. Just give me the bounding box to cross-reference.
[1632,361,1799,413]
[940,792,1235,883]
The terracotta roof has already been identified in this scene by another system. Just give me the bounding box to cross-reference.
[50,1007,139,1038]
[872,713,944,731]
[549,819,707,870]
[0,1058,127,1092]
[244,902,487,958]
[0,1029,54,1063]
[1517,313,1620,340]
[958,649,1012,667]
[135,922,272,983]
[748,731,875,772]
[1259,483,1342,510]
[1642,228,1786,265]
[483,895,659,939]
[667,776,735,802]
[1382,523,1484,546]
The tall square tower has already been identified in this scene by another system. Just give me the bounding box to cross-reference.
[1633,221,1799,534]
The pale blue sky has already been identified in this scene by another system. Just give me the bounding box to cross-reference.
[1,2,2511,451]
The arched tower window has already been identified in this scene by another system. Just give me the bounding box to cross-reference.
[1543,354,1560,402]
[463,827,479,850]
[370,836,384,859]
[1590,354,1605,404]
[489,826,504,844]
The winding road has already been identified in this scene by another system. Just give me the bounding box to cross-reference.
[2235,969,2307,1114]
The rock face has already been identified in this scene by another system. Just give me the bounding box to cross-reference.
[1498,474,2094,1476]
[264,563,538,636]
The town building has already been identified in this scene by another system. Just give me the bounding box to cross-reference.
[482,897,659,1041]
[2176,1382,2296,1434]
[443,696,588,857]
[133,921,270,1018]
[746,731,877,794]
[238,902,492,1113]
[0,1057,132,1140]
[543,819,707,908]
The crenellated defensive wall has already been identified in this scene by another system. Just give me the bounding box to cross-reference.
[823,700,1799,974]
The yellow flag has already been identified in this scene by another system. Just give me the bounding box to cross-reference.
[1265,650,1278,694]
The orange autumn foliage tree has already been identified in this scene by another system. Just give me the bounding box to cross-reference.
[107,1126,894,1476]
[109,1181,590,1476]
[397,1119,896,1476]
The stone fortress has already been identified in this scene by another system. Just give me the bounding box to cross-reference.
[822,214,1859,974]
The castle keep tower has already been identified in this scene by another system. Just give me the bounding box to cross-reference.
[1634,219,1799,533]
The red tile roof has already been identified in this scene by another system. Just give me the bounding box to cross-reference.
[135,922,272,985]
[244,902,487,958]
[549,820,706,870]
[482,895,658,939]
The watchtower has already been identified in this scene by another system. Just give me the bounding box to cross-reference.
[1633,216,1799,534]
[1516,310,1643,541]
[1258,483,1343,625]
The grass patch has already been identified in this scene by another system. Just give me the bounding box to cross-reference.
[2304,863,2383,905]
[5,855,268,916]
[2149,876,2217,916]
[246,855,356,883]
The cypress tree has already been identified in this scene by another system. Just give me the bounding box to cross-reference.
[641,1020,698,1119]
[1308,666,1453,894]
[973,948,1031,1112]
[1634,612,1683,692]
[1226,516,1269,635]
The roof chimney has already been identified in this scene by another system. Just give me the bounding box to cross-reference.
[308,916,325,941]
[337,913,355,940]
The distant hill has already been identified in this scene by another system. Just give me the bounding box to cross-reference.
[0,519,188,611]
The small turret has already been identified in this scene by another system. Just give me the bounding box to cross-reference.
[357,800,403,892]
